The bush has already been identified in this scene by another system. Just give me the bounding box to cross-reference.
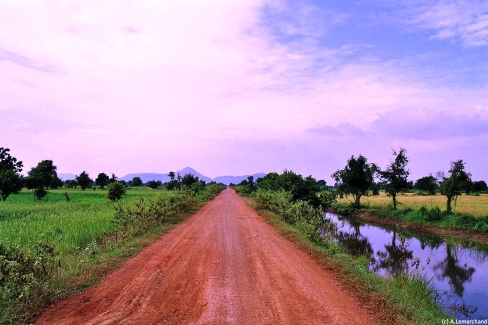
[254,189,292,216]
[0,229,61,323]
[107,182,127,202]
[318,190,337,208]
[420,205,443,222]
[113,190,198,241]
[284,200,321,225]
[198,184,226,202]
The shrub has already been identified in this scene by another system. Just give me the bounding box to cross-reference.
[254,189,292,216]
[107,182,127,202]
[428,206,443,221]
[112,190,199,241]
[0,229,61,322]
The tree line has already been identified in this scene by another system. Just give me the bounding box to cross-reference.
[1,146,486,213]
[0,147,227,202]
[231,148,486,215]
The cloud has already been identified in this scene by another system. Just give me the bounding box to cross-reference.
[0,49,58,72]
[373,108,488,139]
[396,0,488,46]
[310,108,488,141]
[308,123,367,137]
[0,109,99,134]
[1,0,488,182]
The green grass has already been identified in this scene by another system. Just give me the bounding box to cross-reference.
[0,186,224,324]
[0,188,160,255]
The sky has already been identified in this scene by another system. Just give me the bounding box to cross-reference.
[1,0,488,183]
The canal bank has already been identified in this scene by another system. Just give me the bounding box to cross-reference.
[323,212,488,320]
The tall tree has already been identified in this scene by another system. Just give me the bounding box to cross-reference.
[95,173,110,189]
[25,160,59,200]
[167,171,177,190]
[0,147,24,201]
[76,171,93,190]
[379,148,410,210]
[332,155,378,208]
[440,160,471,214]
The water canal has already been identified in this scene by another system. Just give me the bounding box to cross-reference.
[323,212,488,319]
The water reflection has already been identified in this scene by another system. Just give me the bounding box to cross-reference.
[322,213,488,319]
[434,245,475,297]
[332,218,374,259]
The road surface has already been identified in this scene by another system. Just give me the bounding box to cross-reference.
[35,189,375,324]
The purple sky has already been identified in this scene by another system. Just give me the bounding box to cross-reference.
[2,1,488,183]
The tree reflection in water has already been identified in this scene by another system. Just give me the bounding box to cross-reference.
[321,213,486,319]
[334,218,374,260]
[434,244,475,297]
[373,230,414,277]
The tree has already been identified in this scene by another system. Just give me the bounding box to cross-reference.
[257,170,322,207]
[65,180,78,188]
[0,147,24,201]
[440,160,471,214]
[132,176,143,187]
[166,172,176,191]
[473,180,487,193]
[95,173,110,189]
[147,180,159,190]
[414,175,438,195]
[462,180,474,195]
[76,171,93,191]
[51,175,64,189]
[107,181,126,201]
[181,173,200,187]
[379,148,410,210]
[25,160,58,200]
[108,173,118,184]
[332,155,378,208]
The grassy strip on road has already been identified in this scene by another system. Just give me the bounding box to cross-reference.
[243,196,447,325]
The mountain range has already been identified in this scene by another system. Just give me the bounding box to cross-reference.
[59,167,266,186]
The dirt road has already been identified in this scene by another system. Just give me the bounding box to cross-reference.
[35,189,375,324]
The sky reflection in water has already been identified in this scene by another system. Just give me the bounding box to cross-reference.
[323,213,488,319]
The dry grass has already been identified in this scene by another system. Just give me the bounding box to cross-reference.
[337,192,488,217]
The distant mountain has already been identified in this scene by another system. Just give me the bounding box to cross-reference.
[120,167,213,184]
[213,173,266,185]
[58,173,77,181]
[120,168,266,185]
[178,167,213,184]
[120,173,170,183]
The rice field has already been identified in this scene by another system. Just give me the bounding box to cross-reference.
[336,192,488,217]
[0,187,160,255]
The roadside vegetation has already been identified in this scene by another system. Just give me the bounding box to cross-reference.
[243,187,446,324]
[0,183,225,324]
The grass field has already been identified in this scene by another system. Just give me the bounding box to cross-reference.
[336,192,488,217]
[0,187,161,255]
[0,186,220,324]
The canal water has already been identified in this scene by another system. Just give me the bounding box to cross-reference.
[322,212,488,319]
